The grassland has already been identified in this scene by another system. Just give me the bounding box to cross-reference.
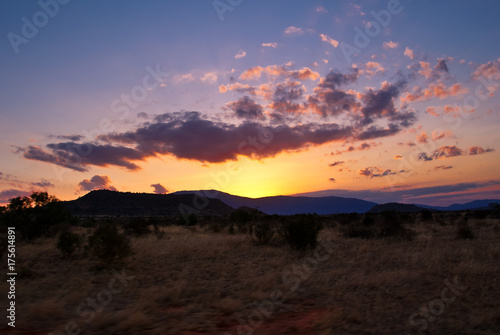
[1,212,500,335]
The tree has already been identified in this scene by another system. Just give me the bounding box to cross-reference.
[1,192,73,241]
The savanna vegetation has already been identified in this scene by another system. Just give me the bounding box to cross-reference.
[1,193,499,334]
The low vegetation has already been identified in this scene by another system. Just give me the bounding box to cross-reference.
[1,193,499,334]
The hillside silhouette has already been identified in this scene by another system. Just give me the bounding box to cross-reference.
[63,190,234,217]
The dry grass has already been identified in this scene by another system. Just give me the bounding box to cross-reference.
[1,219,500,334]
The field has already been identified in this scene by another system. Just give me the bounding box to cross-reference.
[1,212,500,335]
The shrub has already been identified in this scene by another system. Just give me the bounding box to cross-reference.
[456,223,475,240]
[57,231,81,258]
[153,224,165,239]
[343,224,376,239]
[122,217,151,236]
[253,221,275,244]
[420,209,433,221]
[378,211,415,241]
[88,224,131,265]
[281,214,322,250]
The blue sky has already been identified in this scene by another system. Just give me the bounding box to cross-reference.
[1,0,499,205]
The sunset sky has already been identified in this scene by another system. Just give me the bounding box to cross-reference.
[1,0,499,206]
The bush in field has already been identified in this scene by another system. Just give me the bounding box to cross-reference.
[57,231,81,258]
[378,211,415,241]
[281,214,322,250]
[253,221,275,245]
[88,224,131,265]
[122,217,151,236]
[0,192,74,241]
[343,224,376,239]
[420,209,433,221]
[456,222,475,240]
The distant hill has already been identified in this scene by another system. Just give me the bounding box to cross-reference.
[417,199,500,211]
[174,190,377,215]
[63,190,234,217]
[368,203,427,213]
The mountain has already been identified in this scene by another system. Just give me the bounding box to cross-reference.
[367,202,427,213]
[63,190,234,217]
[416,199,500,211]
[174,190,377,215]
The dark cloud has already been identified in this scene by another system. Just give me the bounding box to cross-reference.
[151,183,168,194]
[102,113,354,163]
[305,69,362,117]
[360,166,397,178]
[77,175,117,193]
[357,81,415,128]
[329,178,336,182]
[50,134,85,141]
[468,146,494,155]
[226,96,265,120]
[435,165,453,170]
[417,146,463,161]
[0,189,31,204]
[31,179,54,188]
[21,142,147,172]
[318,69,359,90]
[329,161,344,167]
[434,58,449,74]
[271,81,305,114]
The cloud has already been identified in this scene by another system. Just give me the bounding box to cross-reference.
[316,6,328,13]
[234,49,246,59]
[359,166,397,178]
[417,146,463,161]
[77,175,117,193]
[426,106,439,117]
[262,42,277,48]
[472,58,500,80]
[329,161,344,167]
[31,179,54,188]
[283,26,304,36]
[0,189,32,204]
[404,47,415,59]
[328,177,336,182]
[173,73,195,83]
[383,41,399,49]
[19,142,147,172]
[468,146,494,155]
[401,83,468,103]
[219,84,228,93]
[239,64,319,81]
[416,131,429,144]
[394,154,403,159]
[98,112,354,164]
[435,165,453,170]
[362,61,385,77]
[151,183,168,194]
[201,72,217,83]
[226,96,265,120]
[319,33,339,47]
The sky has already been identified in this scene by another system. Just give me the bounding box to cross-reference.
[0,0,499,206]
